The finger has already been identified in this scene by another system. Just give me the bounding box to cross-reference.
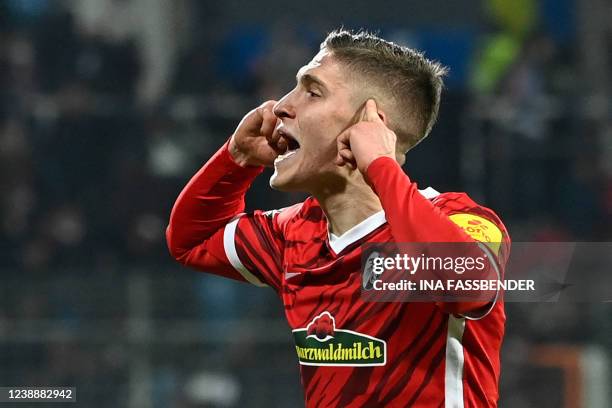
[276,137,288,152]
[260,108,278,138]
[360,102,369,122]
[335,133,349,165]
[262,99,277,109]
[255,100,277,119]
[336,130,351,152]
[339,149,355,163]
[267,127,286,153]
[257,100,277,114]
[271,132,288,153]
[266,125,281,148]
[335,152,355,168]
[336,148,356,169]
[338,156,356,169]
[364,99,383,123]
[336,130,356,167]
[248,100,277,132]
[335,154,345,166]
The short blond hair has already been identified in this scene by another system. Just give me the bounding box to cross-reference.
[322,29,448,151]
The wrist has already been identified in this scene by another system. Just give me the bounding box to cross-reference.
[363,154,396,174]
[364,156,398,184]
[228,136,252,167]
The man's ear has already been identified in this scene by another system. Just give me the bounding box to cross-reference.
[376,108,389,126]
[356,97,389,125]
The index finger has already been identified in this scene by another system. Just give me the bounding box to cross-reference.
[260,108,278,138]
[363,99,383,123]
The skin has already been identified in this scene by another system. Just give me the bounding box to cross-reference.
[228,59,490,314]
[229,49,400,236]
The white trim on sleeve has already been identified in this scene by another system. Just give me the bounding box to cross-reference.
[223,216,267,287]
[419,186,441,199]
[460,242,501,321]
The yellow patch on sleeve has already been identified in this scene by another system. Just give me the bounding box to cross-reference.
[449,213,503,254]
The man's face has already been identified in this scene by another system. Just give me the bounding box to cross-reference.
[270,49,360,192]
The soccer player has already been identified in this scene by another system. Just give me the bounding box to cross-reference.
[167,30,511,407]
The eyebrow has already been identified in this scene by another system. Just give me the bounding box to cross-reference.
[296,71,328,91]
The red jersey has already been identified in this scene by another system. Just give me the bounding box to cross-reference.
[166,142,511,407]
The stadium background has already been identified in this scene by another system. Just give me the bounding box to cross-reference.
[0,0,611,406]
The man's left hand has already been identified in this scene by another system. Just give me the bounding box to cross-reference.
[335,99,397,174]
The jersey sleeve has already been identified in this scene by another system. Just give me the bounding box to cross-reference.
[432,192,511,319]
[166,140,286,291]
[221,207,298,291]
[366,157,511,318]
[433,193,510,267]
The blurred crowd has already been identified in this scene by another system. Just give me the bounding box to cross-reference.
[1,0,611,406]
[0,1,318,273]
[0,1,610,273]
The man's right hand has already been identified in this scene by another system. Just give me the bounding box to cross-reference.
[228,100,287,167]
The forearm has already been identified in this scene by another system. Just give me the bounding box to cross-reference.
[366,157,493,314]
[366,157,468,243]
[166,140,263,261]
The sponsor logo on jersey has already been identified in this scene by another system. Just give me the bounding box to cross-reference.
[292,311,386,366]
[449,213,503,254]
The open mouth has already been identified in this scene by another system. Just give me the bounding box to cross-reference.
[275,129,301,165]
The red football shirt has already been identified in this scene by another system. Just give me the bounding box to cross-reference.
[167,142,511,407]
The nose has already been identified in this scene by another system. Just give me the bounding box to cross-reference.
[273,93,296,119]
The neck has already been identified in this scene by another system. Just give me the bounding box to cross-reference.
[312,171,383,236]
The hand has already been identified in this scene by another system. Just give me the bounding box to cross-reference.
[228,100,287,167]
[335,99,397,174]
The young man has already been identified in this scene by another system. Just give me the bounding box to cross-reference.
[167,30,511,407]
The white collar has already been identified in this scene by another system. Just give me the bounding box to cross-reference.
[328,210,387,254]
[419,186,440,199]
[326,187,440,254]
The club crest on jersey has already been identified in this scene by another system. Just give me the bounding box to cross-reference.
[293,312,387,367]
[362,250,382,290]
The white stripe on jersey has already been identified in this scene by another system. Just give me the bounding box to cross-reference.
[445,315,466,408]
[223,216,267,287]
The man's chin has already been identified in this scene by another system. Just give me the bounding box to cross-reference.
[269,170,300,192]
[269,174,290,191]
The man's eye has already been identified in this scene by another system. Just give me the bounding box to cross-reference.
[307,90,320,97]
